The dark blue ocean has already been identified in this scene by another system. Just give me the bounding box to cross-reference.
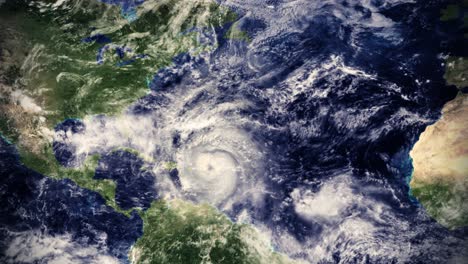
[1,0,467,263]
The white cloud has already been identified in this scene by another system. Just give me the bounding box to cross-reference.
[3,231,119,264]
[291,176,358,220]
[10,90,42,113]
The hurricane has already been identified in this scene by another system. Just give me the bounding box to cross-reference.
[1,0,467,263]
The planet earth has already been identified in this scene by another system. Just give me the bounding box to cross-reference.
[0,0,467,263]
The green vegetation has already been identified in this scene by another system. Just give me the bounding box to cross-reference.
[0,3,305,263]
[440,4,460,21]
[0,0,239,214]
[445,57,468,88]
[131,200,297,264]
[0,2,301,262]
[411,3,468,229]
[440,2,468,89]
[440,1,468,32]
[18,144,133,214]
[225,23,251,42]
[411,55,468,228]
[411,181,468,228]
[163,161,178,170]
[0,111,19,143]
[0,0,238,128]
[410,55,468,228]
[2,65,21,85]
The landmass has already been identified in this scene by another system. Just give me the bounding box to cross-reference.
[131,199,299,264]
[0,0,236,211]
[409,2,468,230]
[410,92,468,228]
[0,1,297,263]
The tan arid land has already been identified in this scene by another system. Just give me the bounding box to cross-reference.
[409,56,468,228]
[410,93,468,185]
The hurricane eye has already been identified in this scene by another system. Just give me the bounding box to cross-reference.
[178,146,240,202]
[174,127,263,206]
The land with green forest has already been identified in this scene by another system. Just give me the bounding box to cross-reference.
[409,2,468,229]
[0,1,295,263]
[0,0,237,212]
